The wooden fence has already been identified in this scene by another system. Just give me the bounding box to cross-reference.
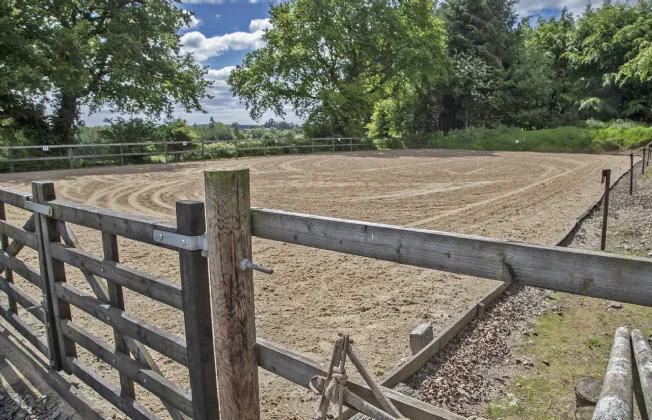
[0,137,376,172]
[1,167,652,419]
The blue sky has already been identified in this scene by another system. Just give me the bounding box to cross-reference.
[82,0,599,127]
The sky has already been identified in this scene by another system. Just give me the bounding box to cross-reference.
[82,0,602,127]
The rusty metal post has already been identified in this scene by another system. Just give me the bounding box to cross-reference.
[630,153,634,195]
[601,169,611,251]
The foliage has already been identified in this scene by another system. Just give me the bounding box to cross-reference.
[0,0,211,145]
[228,0,449,137]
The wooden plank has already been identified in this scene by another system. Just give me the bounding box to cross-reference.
[177,201,219,420]
[594,327,633,419]
[0,250,41,287]
[61,320,194,417]
[0,322,107,420]
[0,187,31,209]
[380,281,509,390]
[101,232,135,400]
[0,216,36,273]
[205,169,259,420]
[632,329,652,419]
[67,357,157,420]
[49,242,182,310]
[256,338,464,420]
[0,302,49,357]
[0,218,38,250]
[47,200,177,247]
[0,202,16,313]
[251,208,652,307]
[58,222,114,303]
[33,181,75,372]
[55,282,188,366]
[0,274,45,323]
[53,225,187,420]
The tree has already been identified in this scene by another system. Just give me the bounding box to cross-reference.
[0,0,211,145]
[228,0,448,137]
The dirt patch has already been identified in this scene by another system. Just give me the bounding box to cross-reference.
[0,150,631,419]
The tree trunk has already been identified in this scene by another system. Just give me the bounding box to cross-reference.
[53,94,79,145]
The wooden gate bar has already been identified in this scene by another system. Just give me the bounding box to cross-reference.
[102,232,135,401]
[61,320,194,416]
[0,274,46,322]
[67,357,157,420]
[0,250,41,286]
[54,282,188,366]
[0,218,38,249]
[204,168,260,420]
[33,181,74,371]
[51,222,187,420]
[0,216,36,274]
[251,208,652,307]
[0,301,49,356]
[49,242,183,309]
[177,200,219,420]
[0,202,17,313]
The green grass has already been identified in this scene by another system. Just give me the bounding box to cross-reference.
[482,291,652,419]
[422,125,652,153]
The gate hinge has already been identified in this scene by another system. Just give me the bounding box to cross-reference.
[153,230,207,254]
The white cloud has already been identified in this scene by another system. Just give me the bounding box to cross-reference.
[183,0,226,3]
[206,66,236,82]
[181,18,271,63]
[516,0,634,19]
[216,14,221,18]
[249,18,272,32]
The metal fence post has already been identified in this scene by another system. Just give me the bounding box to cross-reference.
[332,138,335,152]
[350,138,353,152]
[312,138,315,153]
[630,153,634,195]
[120,145,124,166]
[165,143,169,164]
[32,181,77,372]
[201,138,205,161]
[69,147,74,169]
[177,201,219,420]
[643,149,647,175]
[204,169,260,420]
[601,169,611,251]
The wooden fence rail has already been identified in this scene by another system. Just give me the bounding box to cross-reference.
[0,166,651,420]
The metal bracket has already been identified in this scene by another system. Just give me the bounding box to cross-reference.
[153,229,207,252]
[24,198,53,216]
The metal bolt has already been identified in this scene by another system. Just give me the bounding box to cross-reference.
[239,258,273,274]
[157,233,164,241]
[181,239,187,246]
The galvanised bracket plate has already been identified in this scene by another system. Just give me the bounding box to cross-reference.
[152,229,207,253]
[24,198,53,217]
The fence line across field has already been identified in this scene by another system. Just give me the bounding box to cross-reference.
[0,137,378,172]
[0,163,651,419]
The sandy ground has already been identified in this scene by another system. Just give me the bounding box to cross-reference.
[0,149,630,419]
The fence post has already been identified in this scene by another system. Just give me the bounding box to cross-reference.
[165,143,169,164]
[350,138,353,152]
[235,140,239,159]
[332,138,335,152]
[312,138,315,153]
[177,200,219,420]
[69,147,74,169]
[381,138,385,151]
[120,145,124,166]
[630,153,634,195]
[0,203,16,313]
[204,169,259,420]
[201,138,205,160]
[32,181,77,372]
[8,149,14,173]
[643,148,647,175]
[601,169,611,251]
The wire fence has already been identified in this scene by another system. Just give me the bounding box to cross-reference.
[0,137,391,173]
